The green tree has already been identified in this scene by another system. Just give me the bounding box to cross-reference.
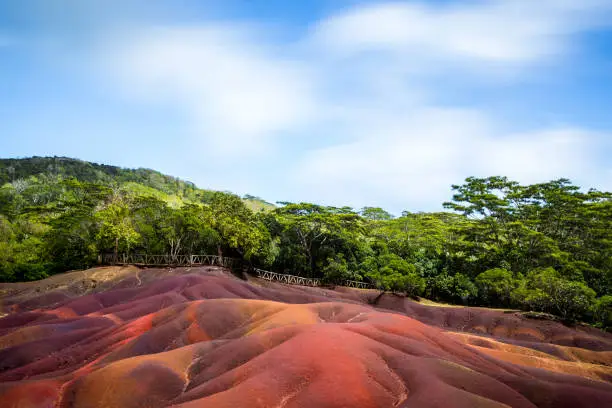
[360,207,393,221]
[322,253,357,283]
[452,273,479,304]
[515,268,597,321]
[592,296,612,331]
[362,253,425,296]
[475,268,518,306]
[270,203,365,277]
[208,192,275,264]
[95,199,140,257]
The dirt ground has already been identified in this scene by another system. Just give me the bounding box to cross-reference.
[1,266,611,408]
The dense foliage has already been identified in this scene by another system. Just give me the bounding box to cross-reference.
[1,158,611,329]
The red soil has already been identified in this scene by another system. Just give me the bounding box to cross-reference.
[1,266,612,407]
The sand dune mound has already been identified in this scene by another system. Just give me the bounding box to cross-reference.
[1,267,612,407]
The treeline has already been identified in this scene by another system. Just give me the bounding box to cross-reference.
[0,159,610,329]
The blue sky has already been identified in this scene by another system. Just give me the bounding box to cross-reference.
[1,0,612,213]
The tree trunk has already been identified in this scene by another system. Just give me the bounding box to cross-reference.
[114,237,118,262]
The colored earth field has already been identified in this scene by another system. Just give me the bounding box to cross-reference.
[1,266,611,407]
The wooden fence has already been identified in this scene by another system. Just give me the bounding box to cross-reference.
[100,253,238,269]
[253,268,374,289]
[343,279,374,289]
[101,254,375,290]
[254,269,321,287]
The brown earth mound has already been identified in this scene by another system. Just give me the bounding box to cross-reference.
[1,266,612,407]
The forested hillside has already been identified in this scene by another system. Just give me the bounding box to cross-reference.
[0,156,200,196]
[1,157,611,329]
[0,156,274,210]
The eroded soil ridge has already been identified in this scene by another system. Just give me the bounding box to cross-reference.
[1,266,612,407]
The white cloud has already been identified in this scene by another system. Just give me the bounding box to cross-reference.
[107,26,316,155]
[96,0,612,209]
[292,110,601,212]
[312,0,612,67]
[473,128,592,180]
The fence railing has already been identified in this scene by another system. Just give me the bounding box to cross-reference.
[253,268,374,289]
[100,253,238,269]
[254,268,321,287]
[343,279,374,289]
[100,254,375,290]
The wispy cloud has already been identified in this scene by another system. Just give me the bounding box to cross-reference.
[105,26,316,156]
[292,110,603,211]
[95,0,612,210]
[312,0,612,67]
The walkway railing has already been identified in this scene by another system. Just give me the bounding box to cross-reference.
[343,279,374,289]
[100,253,238,269]
[254,269,321,287]
[253,268,374,289]
[101,254,375,290]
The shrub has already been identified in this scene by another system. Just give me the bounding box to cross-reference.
[592,296,612,330]
[475,268,518,306]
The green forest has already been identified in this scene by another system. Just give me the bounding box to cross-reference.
[1,157,611,329]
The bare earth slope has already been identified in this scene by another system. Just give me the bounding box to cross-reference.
[1,266,612,408]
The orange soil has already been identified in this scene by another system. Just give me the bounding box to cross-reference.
[1,267,611,407]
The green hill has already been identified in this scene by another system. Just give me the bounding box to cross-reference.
[0,156,273,210]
